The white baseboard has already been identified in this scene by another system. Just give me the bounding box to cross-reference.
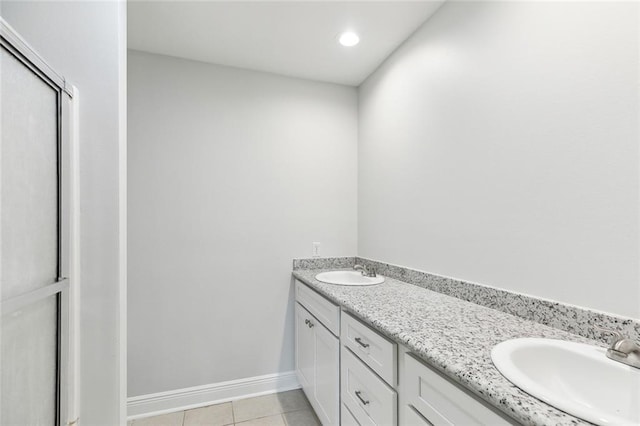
[127,371,300,420]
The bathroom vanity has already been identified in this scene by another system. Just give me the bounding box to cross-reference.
[294,279,516,425]
[291,262,621,426]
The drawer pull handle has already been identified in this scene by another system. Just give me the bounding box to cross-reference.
[355,337,369,348]
[307,320,314,328]
[355,391,369,405]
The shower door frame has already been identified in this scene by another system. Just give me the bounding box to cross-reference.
[0,18,78,426]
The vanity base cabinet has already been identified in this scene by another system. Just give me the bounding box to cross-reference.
[294,280,518,426]
[295,301,339,425]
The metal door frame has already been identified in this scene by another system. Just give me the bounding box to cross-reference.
[1,17,76,426]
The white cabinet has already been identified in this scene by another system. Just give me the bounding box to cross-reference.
[295,302,316,393]
[314,321,340,424]
[341,347,397,426]
[402,352,515,426]
[296,280,341,335]
[341,312,397,387]
[295,296,340,425]
[294,280,516,426]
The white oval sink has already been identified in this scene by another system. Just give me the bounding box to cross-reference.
[315,271,384,286]
[492,338,640,426]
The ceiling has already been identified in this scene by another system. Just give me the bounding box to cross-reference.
[128,1,444,86]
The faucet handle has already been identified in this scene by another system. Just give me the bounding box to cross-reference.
[594,326,640,368]
[353,264,368,276]
[594,325,624,346]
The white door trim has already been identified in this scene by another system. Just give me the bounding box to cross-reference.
[117,1,128,424]
[67,85,81,426]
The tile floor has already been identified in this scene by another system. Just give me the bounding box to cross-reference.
[128,390,321,426]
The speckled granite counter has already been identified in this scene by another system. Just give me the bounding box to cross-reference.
[292,268,602,426]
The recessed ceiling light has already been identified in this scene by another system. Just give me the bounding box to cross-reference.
[338,31,360,47]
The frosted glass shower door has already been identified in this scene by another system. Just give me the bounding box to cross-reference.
[1,22,73,426]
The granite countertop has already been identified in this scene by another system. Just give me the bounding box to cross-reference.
[292,268,602,426]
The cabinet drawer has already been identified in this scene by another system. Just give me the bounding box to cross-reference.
[295,280,340,335]
[342,312,397,386]
[404,353,513,426]
[341,403,360,426]
[341,347,397,426]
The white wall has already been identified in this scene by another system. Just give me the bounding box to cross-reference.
[1,1,127,424]
[128,51,357,396]
[359,1,639,318]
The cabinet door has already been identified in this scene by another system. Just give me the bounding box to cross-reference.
[404,353,513,426]
[313,319,340,425]
[295,303,315,396]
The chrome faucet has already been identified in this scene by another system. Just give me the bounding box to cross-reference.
[596,326,640,369]
[353,264,377,278]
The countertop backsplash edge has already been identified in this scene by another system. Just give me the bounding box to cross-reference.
[293,256,640,344]
[354,256,640,344]
[292,256,356,270]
